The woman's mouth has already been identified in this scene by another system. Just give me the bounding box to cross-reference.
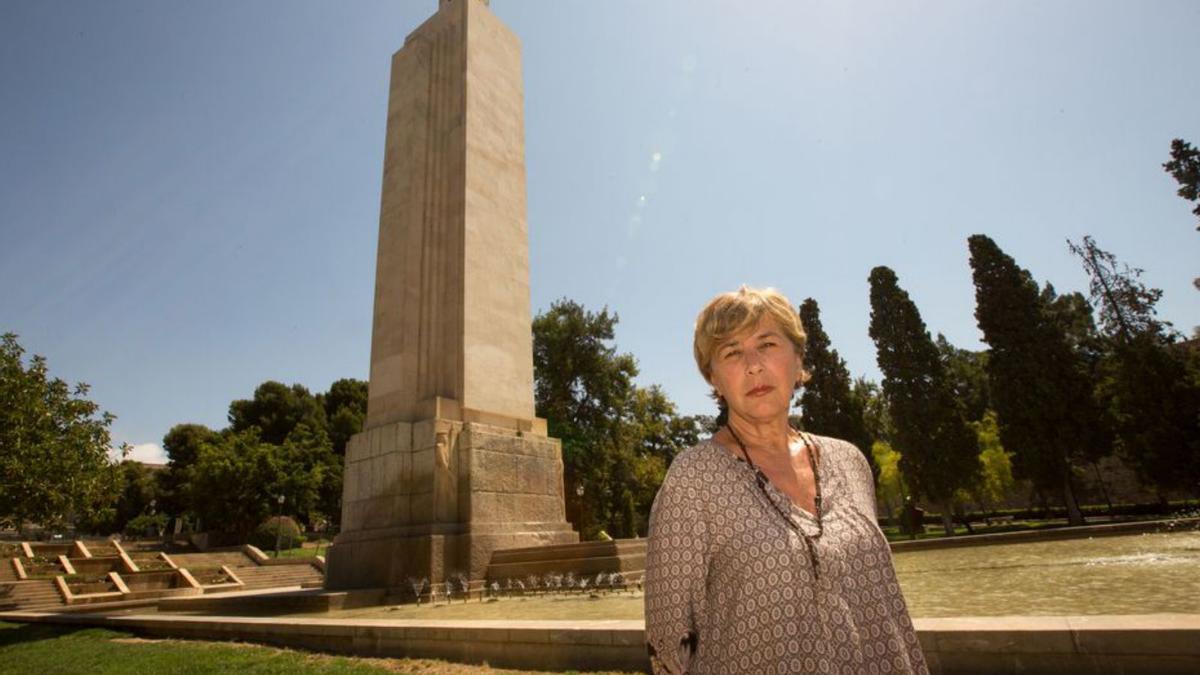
[746,385,772,397]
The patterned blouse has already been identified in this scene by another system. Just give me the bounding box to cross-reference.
[644,436,928,674]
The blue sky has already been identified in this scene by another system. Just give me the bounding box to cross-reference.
[2,0,1197,464]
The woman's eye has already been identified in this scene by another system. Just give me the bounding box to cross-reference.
[723,350,741,360]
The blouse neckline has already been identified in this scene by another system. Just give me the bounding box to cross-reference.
[705,436,825,524]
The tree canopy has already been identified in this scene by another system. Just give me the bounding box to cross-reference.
[0,332,122,531]
[322,378,367,456]
[1164,138,1200,290]
[934,334,990,425]
[968,234,1108,524]
[1069,236,1200,496]
[150,378,365,536]
[1164,138,1200,230]
[228,381,326,446]
[533,299,698,539]
[796,298,874,473]
[867,267,981,533]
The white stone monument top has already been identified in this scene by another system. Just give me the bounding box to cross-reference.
[367,0,539,435]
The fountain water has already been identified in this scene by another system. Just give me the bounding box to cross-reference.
[893,530,1200,616]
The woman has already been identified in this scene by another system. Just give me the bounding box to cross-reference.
[644,286,927,674]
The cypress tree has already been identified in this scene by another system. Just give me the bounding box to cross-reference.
[868,267,981,534]
[796,298,875,475]
[967,234,1106,524]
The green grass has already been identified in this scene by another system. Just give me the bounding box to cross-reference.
[0,621,635,674]
[267,540,332,559]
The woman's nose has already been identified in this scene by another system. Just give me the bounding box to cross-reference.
[743,350,764,372]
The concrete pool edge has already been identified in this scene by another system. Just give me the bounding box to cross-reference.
[889,517,1200,552]
[3,610,1198,674]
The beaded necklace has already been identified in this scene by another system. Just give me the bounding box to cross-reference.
[726,425,825,579]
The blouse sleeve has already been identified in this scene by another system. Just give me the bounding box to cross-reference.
[643,459,708,675]
[841,439,879,521]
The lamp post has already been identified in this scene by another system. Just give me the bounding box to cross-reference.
[274,494,285,558]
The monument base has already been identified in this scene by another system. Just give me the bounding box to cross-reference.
[325,523,577,590]
[325,415,578,590]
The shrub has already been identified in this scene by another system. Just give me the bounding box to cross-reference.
[123,513,168,538]
[252,516,304,551]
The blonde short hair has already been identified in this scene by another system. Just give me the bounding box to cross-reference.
[693,286,811,387]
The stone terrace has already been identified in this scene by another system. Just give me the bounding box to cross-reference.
[1,539,324,612]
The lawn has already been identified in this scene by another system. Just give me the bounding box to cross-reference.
[0,622,636,674]
[265,539,332,559]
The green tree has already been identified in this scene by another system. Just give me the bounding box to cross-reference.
[166,378,352,538]
[934,335,990,424]
[1162,138,1200,291]
[276,422,339,527]
[185,425,330,537]
[968,234,1108,525]
[163,423,218,469]
[533,300,634,538]
[625,385,702,464]
[532,299,696,539]
[228,381,326,445]
[853,377,892,446]
[1069,236,1200,497]
[1164,138,1200,230]
[184,429,279,537]
[114,461,160,533]
[870,440,906,523]
[321,378,367,456]
[0,333,122,532]
[159,423,218,520]
[795,299,875,474]
[1067,237,1167,340]
[77,460,163,535]
[971,411,1016,508]
[868,267,982,534]
[1042,286,1104,358]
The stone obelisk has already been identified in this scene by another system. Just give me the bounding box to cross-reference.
[326,0,577,590]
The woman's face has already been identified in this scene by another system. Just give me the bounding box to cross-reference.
[708,315,803,425]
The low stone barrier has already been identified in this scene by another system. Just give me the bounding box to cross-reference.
[0,610,1196,674]
[918,614,1200,674]
[891,517,1200,552]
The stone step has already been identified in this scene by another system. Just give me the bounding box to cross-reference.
[234,565,319,574]
[170,551,255,567]
[485,538,646,582]
[487,552,645,579]
[0,580,65,610]
[236,571,321,582]
[85,543,119,557]
[489,539,646,565]
[229,564,323,589]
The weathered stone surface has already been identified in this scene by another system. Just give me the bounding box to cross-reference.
[330,417,576,586]
[326,0,576,591]
[364,0,534,430]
